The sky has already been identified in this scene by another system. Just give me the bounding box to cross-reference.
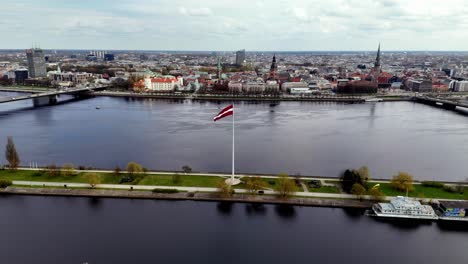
[1,0,468,51]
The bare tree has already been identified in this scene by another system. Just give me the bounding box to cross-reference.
[5,137,20,169]
[275,173,296,199]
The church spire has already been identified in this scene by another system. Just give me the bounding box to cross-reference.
[375,43,381,68]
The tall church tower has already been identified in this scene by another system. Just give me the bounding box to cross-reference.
[269,54,278,80]
[374,43,381,71]
[370,44,382,83]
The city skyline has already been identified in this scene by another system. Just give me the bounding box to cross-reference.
[2,0,468,51]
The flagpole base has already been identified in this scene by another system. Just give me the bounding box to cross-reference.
[225,178,241,186]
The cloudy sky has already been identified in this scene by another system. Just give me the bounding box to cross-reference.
[1,0,467,51]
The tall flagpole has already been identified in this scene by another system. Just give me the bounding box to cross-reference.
[232,103,235,183]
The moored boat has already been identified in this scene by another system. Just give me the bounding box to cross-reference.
[370,196,438,221]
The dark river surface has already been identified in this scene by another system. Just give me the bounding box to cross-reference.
[1,92,468,181]
[0,195,466,264]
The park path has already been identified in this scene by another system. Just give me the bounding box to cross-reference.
[13,180,467,202]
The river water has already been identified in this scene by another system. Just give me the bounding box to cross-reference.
[1,93,468,181]
[0,195,466,264]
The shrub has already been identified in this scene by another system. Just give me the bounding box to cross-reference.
[62,164,75,177]
[119,175,134,184]
[421,181,444,188]
[268,180,276,186]
[46,164,61,177]
[368,187,385,201]
[152,188,178,194]
[0,178,12,188]
[443,184,465,194]
[32,171,44,177]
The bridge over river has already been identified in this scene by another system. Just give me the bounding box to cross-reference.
[414,95,468,110]
[0,86,107,107]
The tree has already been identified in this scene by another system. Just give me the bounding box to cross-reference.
[391,172,414,192]
[62,164,75,177]
[351,183,366,198]
[217,179,233,198]
[127,162,143,176]
[114,166,121,176]
[368,186,385,201]
[182,165,192,174]
[85,173,100,188]
[46,164,61,177]
[340,166,371,194]
[356,166,371,183]
[275,173,296,199]
[5,137,20,169]
[245,176,267,194]
[0,178,12,188]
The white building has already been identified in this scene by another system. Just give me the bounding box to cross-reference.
[450,80,468,92]
[144,76,183,91]
[228,81,243,93]
[281,81,308,92]
[265,80,280,92]
[243,81,265,93]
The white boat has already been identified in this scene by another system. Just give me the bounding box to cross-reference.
[365,98,383,102]
[371,196,438,221]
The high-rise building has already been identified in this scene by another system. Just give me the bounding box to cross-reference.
[104,54,115,61]
[26,48,46,78]
[235,49,245,66]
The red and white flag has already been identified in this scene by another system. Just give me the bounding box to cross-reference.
[213,105,233,122]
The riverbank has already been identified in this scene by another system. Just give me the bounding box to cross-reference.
[92,91,414,102]
[0,186,373,208]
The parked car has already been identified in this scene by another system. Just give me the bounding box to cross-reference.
[308,180,322,188]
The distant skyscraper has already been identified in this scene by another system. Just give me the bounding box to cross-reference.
[26,48,46,78]
[235,49,246,66]
[104,54,115,61]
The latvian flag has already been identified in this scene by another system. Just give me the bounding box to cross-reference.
[213,105,233,122]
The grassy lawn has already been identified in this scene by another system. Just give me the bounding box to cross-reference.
[307,185,340,193]
[138,174,223,187]
[258,178,302,192]
[375,183,468,200]
[0,170,121,184]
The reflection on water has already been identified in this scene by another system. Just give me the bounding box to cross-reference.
[217,202,234,215]
[342,207,365,220]
[274,204,296,219]
[88,197,102,209]
[245,203,267,215]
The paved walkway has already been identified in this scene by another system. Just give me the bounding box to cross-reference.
[12,180,468,202]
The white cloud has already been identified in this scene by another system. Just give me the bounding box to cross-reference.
[179,7,213,16]
[2,0,468,50]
